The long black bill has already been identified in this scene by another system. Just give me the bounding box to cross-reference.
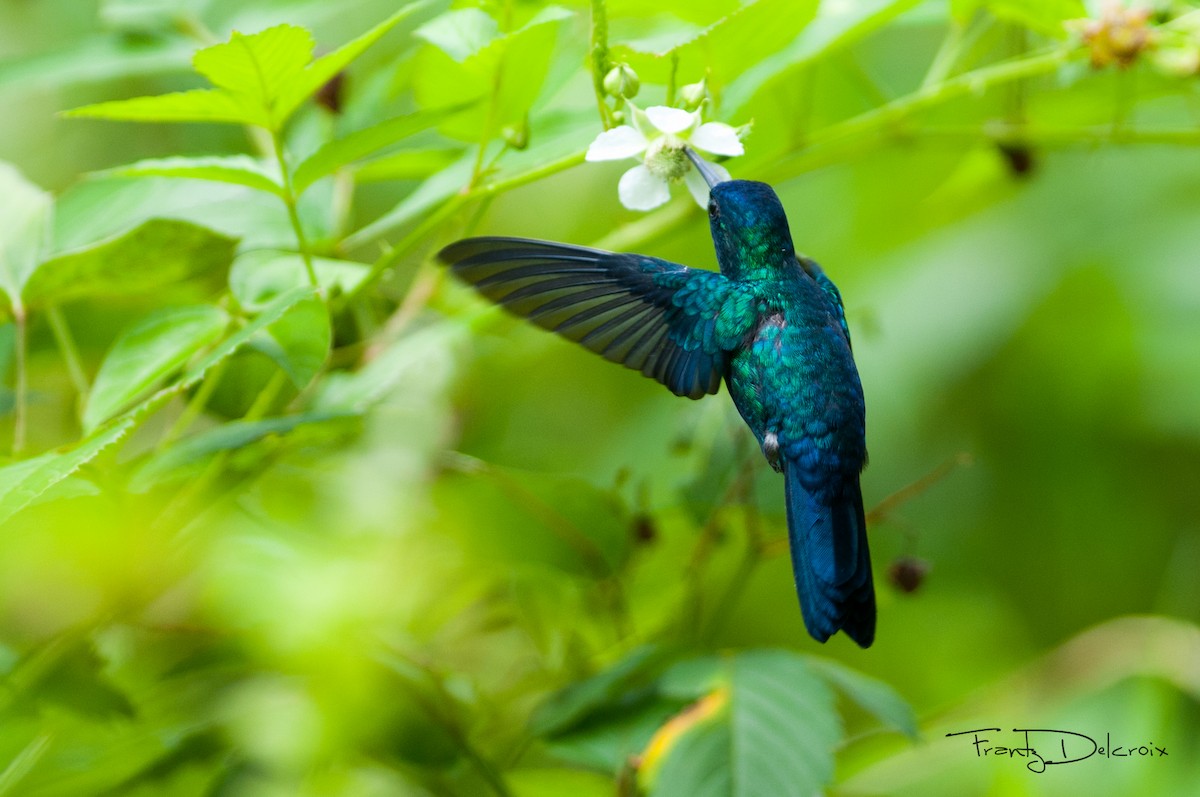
[684,147,724,189]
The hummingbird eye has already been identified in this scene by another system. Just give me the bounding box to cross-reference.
[708,201,719,219]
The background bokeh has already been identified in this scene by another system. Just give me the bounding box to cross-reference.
[1,1,1198,795]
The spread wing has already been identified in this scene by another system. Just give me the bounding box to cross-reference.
[439,237,743,399]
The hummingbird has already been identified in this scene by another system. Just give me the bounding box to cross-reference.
[437,151,874,647]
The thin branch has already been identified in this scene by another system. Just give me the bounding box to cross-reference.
[273,135,320,291]
[12,304,28,455]
[45,306,89,413]
[866,452,973,526]
[345,150,587,303]
[590,0,614,128]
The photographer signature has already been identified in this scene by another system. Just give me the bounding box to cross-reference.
[946,728,1168,773]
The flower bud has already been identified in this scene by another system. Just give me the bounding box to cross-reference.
[603,64,640,100]
[679,79,707,111]
[502,116,529,149]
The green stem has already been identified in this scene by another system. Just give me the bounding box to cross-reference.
[273,134,319,291]
[681,431,753,638]
[471,0,513,186]
[776,46,1080,179]
[12,305,27,455]
[45,306,89,410]
[590,0,613,128]
[702,509,764,643]
[466,750,515,797]
[154,369,288,533]
[157,357,229,451]
[173,11,218,45]
[0,733,51,796]
[330,169,355,241]
[348,195,467,304]
[392,653,516,797]
[666,53,680,106]
[1113,67,1137,134]
[915,123,1200,146]
[475,151,587,197]
[1005,24,1028,127]
[345,150,587,303]
[921,16,983,89]
[245,369,288,421]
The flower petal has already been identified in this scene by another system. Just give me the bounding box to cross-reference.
[690,123,744,156]
[586,125,648,161]
[645,105,697,135]
[618,164,671,211]
[684,161,732,207]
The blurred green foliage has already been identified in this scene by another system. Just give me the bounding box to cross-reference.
[1,0,1199,795]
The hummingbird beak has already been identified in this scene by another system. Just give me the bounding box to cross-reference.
[685,147,725,189]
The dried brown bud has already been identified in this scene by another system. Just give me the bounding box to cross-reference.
[315,71,346,114]
[997,142,1036,177]
[887,556,931,594]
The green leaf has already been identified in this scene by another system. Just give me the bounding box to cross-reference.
[0,415,139,526]
[658,656,723,700]
[128,410,356,492]
[83,305,230,433]
[274,3,430,125]
[313,321,465,412]
[52,175,304,253]
[650,708,733,797]
[0,163,53,310]
[184,286,316,381]
[192,24,313,102]
[412,7,572,142]
[615,0,819,88]
[66,7,419,132]
[544,695,687,773]
[414,8,501,62]
[352,147,463,182]
[102,155,285,197]
[807,657,918,739]
[23,219,237,308]
[0,288,313,526]
[229,250,367,311]
[63,88,263,127]
[252,294,330,389]
[343,148,476,248]
[649,650,841,797]
[292,104,472,194]
[532,646,671,736]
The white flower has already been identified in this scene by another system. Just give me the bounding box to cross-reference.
[585,105,743,211]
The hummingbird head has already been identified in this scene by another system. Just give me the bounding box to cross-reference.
[708,181,797,278]
[685,148,796,278]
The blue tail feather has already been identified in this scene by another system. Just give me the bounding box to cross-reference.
[783,462,875,647]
